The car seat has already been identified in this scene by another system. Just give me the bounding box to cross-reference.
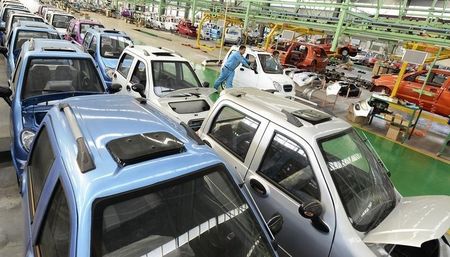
[24,65,51,98]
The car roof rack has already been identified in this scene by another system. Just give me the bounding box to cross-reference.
[106,132,186,167]
[281,109,303,127]
[59,103,96,173]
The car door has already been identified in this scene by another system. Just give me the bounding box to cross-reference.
[200,101,269,182]
[244,122,335,257]
[126,59,148,98]
[22,125,75,257]
[82,31,93,50]
[113,52,136,93]
[234,53,258,88]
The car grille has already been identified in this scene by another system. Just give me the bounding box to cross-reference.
[283,84,293,92]
[188,119,204,131]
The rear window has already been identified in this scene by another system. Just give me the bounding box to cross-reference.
[52,14,74,28]
[21,58,104,99]
[91,165,275,257]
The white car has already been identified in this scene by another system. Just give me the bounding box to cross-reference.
[198,87,450,257]
[224,26,242,45]
[163,16,179,31]
[45,11,74,34]
[111,45,214,130]
[149,15,164,29]
[222,46,295,96]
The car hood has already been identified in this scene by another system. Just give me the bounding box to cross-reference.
[266,73,293,85]
[363,196,450,247]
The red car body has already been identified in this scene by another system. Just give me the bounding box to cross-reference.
[269,41,329,72]
[316,38,359,57]
[372,69,450,117]
[177,20,197,37]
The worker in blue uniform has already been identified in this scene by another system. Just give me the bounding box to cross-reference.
[214,45,251,90]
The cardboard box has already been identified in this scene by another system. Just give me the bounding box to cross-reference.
[384,114,394,122]
[401,119,409,127]
[386,125,402,141]
[393,114,403,124]
[347,104,368,124]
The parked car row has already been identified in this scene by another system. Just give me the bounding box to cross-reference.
[0,1,449,257]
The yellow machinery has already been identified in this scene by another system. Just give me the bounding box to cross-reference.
[263,23,326,50]
[196,13,243,51]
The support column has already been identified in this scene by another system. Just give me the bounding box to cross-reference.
[331,0,350,52]
[375,0,384,18]
[391,43,418,97]
[418,47,442,98]
[243,1,251,32]
[427,0,438,22]
[190,0,197,21]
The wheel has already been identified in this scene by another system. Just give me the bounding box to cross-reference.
[341,48,349,56]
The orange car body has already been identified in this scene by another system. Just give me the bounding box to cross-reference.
[269,42,329,72]
[372,69,450,117]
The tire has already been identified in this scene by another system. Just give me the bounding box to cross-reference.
[341,48,349,56]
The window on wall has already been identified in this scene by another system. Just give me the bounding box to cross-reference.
[208,106,259,161]
[36,181,71,257]
[117,54,134,77]
[28,127,55,215]
[258,133,320,202]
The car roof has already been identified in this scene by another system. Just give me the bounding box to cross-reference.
[47,94,224,205]
[125,45,184,61]
[87,27,128,36]
[21,39,85,55]
[12,20,55,30]
[219,88,351,140]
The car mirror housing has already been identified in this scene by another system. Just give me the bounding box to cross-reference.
[0,86,13,106]
[298,199,330,233]
[131,83,146,98]
[109,83,122,93]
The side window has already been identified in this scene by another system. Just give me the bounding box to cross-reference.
[258,133,320,202]
[28,127,55,215]
[89,36,97,51]
[83,32,93,49]
[117,53,134,77]
[130,61,147,86]
[36,181,71,257]
[208,106,259,160]
[245,54,256,69]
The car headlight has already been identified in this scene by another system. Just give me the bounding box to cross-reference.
[106,68,115,79]
[21,129,36,152]
[273,81,282,91]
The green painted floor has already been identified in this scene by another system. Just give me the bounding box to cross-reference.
[196,67,450,197]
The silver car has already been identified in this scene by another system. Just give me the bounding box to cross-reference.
[198,87,450,257]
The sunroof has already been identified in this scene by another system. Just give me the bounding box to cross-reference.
[153,52,174,56]
[292,109,331,125]
[106,132,185,167]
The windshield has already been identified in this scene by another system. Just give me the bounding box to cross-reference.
[91,165,275,257]
[227,30,239,35]
[152,61,201,97]
[14,30,59,51]
[9,16,43,30]
[100,35,132,58]
[21,58,105,100]
[258,54,283,74]
[318,129,396,232]
[52,14,73,28]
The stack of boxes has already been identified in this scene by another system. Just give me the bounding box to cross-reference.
[384,113,408,141]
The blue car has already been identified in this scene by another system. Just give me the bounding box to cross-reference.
[20,94,280,257]
[0,20,59,77]
[0,39,108,178]
[81,27,133,88]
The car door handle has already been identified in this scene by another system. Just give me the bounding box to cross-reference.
[250,178,267,196]
[240,68,244,71]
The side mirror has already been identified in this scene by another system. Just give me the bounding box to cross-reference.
[298,199,329,233]
[0,86,12,107]
[109,83,122,93]
[202,81,210,88]
[131,83,146,98]
[0,47,7,57]
[267,213,283,235]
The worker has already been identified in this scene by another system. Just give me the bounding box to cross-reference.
[272,50,281,65]
[214,45,251,90]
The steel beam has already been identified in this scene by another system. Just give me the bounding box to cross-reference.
[331,0,349,52]
[190,0,197,21]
